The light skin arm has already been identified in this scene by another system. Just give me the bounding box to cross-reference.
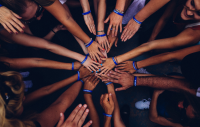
[100,28,200,74]
[43,25,67,40]
[0,57,81,70]
[44,0,104,61]
[149,90,183,127]
[148,0,177,41]
[121,0,171,42]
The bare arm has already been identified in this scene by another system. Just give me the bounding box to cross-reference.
[149,90,183,127]
[0,57,81,70]
[103,116,112,127]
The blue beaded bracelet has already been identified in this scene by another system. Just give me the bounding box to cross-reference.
[77,71,80,81]
[81,55,88,64]
[103,113,112,117]
[112,57,118,65]
[105,82,112,86]
[113,9,124,16]
[132,61,138,71]
[134,76,137,87]
[72,62,74,70]
[83,89,92,93]
[0,4,2,7]
[96,34,106,37]
[82,10,91,15]
[133,16,142,25]
[85,40,93,48]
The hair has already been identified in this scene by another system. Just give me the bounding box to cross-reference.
[0,0,34,15]
[0,71,36,127]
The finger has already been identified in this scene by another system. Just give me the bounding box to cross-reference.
[115,87,127,91]
[116,66,125,70]
[90,53,97,62]
[91,24,96,35]
[104,16,110,23]
[78,108,89,127]
[103,93,109,102]
[122,29,130,42]
[9,19,24,32]
[121,27,128,41]
[115,68,126,73]
[108,93,114,105]
[67,104,82,122]
[120,24,122,33]
[74,104,87,123]
[5,22,17,33]
[98,68,107,75]
[93,77,100,85]
[115,25,118,36]
[107,24,112,35]
[86,66,93,72]
[83,120,93,127]
[115,37,118,47]
[56,113,65,127]
[112,27,115,37]
[12,17,25,29]
[1,23,11,33]
[100,94,104,104]
[11,11,22,19]
[102,78,119,84]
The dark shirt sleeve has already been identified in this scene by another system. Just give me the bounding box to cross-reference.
[34,0,56,6]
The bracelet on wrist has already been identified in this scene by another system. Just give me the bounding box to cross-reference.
[105,82,112,86]
[85,39,94,48]
[77,71,80,81]
[80,80,84,83]
[82,10,91,15]
[113,9,124,16]
[114,9,124,14]
[103,113,112,117]
[133,61,139,71]
[112,57,118,65]
[81,54,89,64]
[0,4,2,7]
[133,15,142,25]
[97,30,104,32]
[83,89,92,93]
[134,76,137,87]
[72,62,74,70]
[52,29,56,34]
[96,34,106,37]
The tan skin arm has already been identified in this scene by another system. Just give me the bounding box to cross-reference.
[149,90,183,127]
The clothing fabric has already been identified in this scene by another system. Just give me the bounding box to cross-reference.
[122,0,146,24]
[34,0,56,6]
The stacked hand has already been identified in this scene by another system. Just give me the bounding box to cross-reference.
[57,104,92,127]
[83,56,101,72]
[116,61,136,74]
[107,33,118,53]
[96,33,110,52]
[100,93,114,115]
[83,13,96,35]
[83,75,100,91]
[79,66,92,79]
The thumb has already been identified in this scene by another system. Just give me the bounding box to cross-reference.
[115,87,127,91]
[104,17,110,23]
[11,11,22,19]
[56,113,65,127]
[115,38,118,47]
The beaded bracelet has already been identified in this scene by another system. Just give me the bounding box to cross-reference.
[77,71,80,81]
[96,34,106,37]
[133,15,142,25]
[132,61,138,71]
[112,57,118,65]
[0,4,2,7]
[113,9,124,16]
[82,10,91,15]
[134,76,137,87]
[85,39,94,48]
[72,62,74,70]
[83,89,92,93]
[103,113,112,117]
[114,9,124,14]
[105,82,112,86]
[81,54,89,64]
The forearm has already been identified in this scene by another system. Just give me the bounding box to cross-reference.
[84,94,100,127]
[149,91,159,119]
[0,57,73,70]
[44,0,91,43]
[80,0,90,12]
[97,0,106,31]
[24,74,79,104]
[135,0,170,22]
[104,116,112,127]
[137,76,196,95]
[43,28,58,40]
[115,0,126,12]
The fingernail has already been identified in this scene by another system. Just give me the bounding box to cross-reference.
[90,120,93,123]
[95,61,97,62]
[83,104,87,108]
[96,71,98,73]
[103,48,105,50]
[86,109,89,112]
[101,64,103,66]
[60,113,63,117]
[92,71,93,73]
[79,104,82,107]
[99,69,101,71]
[100,61,101,63]
[115,89,118,91]
[109,93,112,95]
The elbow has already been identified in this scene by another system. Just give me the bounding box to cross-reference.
[149,114,158,123]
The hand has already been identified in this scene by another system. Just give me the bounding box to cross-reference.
[107,33,118,53]
[74,61,82,70]
[96,34,110,52]
[0,6,25,33]
[100,93,114,115]
[56,104,92,127]
[98,57,115,75]
[79,66,91,79]
[83,75,100,91]
[121,18,141,42]
[102,68,134,91]
[83,56,100,72]
[105,12,123,37]
[116,61,136,74]
[53,24,67,33]
[87,41,105,63]
[83,13,96,35]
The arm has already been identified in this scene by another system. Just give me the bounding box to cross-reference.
[106,83,125,127]
[103,116,112,127]
[149,90,183,127]
[0,57,81,70]
[148,0,176,41]
[43,25,67,40]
